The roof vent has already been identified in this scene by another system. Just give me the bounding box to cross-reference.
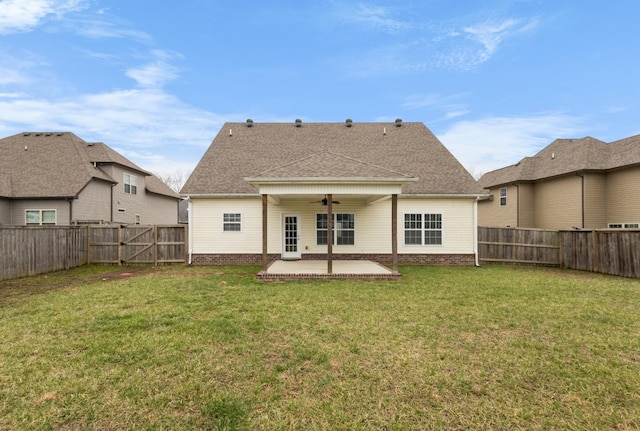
[346,119,353,127]
[35,133,42,136]
[395,118,403,127]
[295,118,302,127]
[246,119,254,127]
[23,133,30,136]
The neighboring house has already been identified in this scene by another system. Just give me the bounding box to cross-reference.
[0,132,180,226]
[478,135,640,230]
[180,119,486,268]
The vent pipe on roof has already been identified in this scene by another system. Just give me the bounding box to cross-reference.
[295,118,302,127]
[346,119,353,127]
[246,119,254,127]
[229,129,233,136]
[395,118,403,127]
[383,127,386,135]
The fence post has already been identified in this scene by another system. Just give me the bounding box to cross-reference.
[117,225,123,265]
[591,230,599,273]
[153,225,158,266]
[87,225,92,265]
[558,231,564,268]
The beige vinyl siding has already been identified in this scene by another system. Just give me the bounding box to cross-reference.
[191,196,477,255]
[191,198,264,254]
[296,198,389,254]
[145,193,180,224]
[583,173,607,228]
[10,200,70,225]
[606,168,640,224]
[398,198,476,254]
[518,183,535,227]
[73,179,112,223]
[478,185,518,227]
[534,175,582,229]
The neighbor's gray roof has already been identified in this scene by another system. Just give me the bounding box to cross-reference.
[181,121,484,195]
[0,132,179,199]
[479,135,640,188]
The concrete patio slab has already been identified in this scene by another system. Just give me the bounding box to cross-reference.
[257,260,401,281]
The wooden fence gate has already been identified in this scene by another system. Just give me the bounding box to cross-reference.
[88,225,186,265]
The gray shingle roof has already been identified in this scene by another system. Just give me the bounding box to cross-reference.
[181,121,484,195]
[0,132,179,199]
[250,152,416,180]
[479,135,640,188]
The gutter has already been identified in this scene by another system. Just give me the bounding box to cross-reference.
[474,196,480,267]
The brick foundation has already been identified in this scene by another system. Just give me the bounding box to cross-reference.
[191,253,476,266]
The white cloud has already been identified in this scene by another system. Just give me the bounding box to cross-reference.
[0,0,87,33]
[0,87,232,176]
[126,50,183,88]
[401,93,469,121]
[65,14,152,41]
[336,3,410,32]
[437,113,588,176]
[338,12,539,76]
[463,18,538,64]
[0,67,29,85]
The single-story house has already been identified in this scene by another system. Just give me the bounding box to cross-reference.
[0,132,180,225]
[478,135,640,229]
[180,119,486,271]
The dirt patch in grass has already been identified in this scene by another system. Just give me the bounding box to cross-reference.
[0,266,155,306]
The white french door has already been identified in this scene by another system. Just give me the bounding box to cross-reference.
[282,214,302,260]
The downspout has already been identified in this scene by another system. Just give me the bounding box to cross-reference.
[187,197,193,264]
[474,197,480,267]
[68,198,73,225]
[576,173,585,228]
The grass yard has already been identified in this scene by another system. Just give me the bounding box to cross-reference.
[1,264,639,430]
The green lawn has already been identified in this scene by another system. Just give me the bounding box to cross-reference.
[1,265,639,430]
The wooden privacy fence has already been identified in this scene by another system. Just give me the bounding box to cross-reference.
[88,225,186,265]
[478,227,561,266]
[1,225,186,281]
[478,227,640,278]
[0,226,89,281]
[560,229,640,278]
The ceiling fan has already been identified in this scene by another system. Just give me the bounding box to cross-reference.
[310,196,340,205]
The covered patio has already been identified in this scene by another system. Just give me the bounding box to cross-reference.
[257,259,401,281]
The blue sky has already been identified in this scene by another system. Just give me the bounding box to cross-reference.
[1,0,639,181]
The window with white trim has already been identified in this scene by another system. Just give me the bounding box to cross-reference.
[26,209,57,225]
[135,214,141,225]
[404,213,442,245]
[223,213,241,231]
[499,187,507,206]
[316,213,355,245]
[609,223,639,229]
[124,173,137,195]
